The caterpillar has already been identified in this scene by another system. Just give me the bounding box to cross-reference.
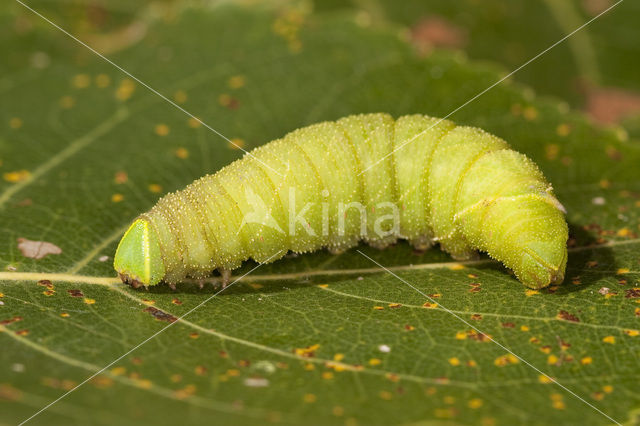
[114,113,568,289]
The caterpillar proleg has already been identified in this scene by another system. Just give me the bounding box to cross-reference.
[114,113,568,289]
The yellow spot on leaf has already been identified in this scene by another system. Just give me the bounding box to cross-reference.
[547,355,558,365]
[148,184,162,193]
[448,357,460,366]
[111,193,124,203]
[115,78,135,101]
[4,170,30,183]
[226,369,240,377]
[72,74,90,88]
[448,263,465,270]
[95,74,111,88]
[303,363,315,371]
[556,123,571,136]
[229,138,245,150]
[423,302,438,309]
[294,343,319,357]
[525,289,539,296]
[602,335,615,344]
[60,312,69,318]
[332,406,344,416]
[373,306,384,310]
[322,371,333,380]
[134,379,152,389]
[188,117,201,128]
[83,298,96,305]
[154,124,170,136]
[189,332,199,339]
[378,390,393,400]
[114,171,128,184]
[59,96,75,109]
[317,284,329,288]
[303,393,316,403]
[599,179,610,189]
[523,106,538,121]
[455,331,467,340]
[580,357,592,365]
[494,354,519,366]
[468,398,483,409]
[545,144,559,160]
[111,366,126,376]
[173,90,187,103]
[388,303,402,308]
[369,358,382,366]
[539,375,553,384]
[142,299,155,305]
[333,353,344,361]
[9,117,23,129]
[466,360,477,367]
[175,147,189,159]
[228,75,246,89]
[520,325,530,332]
[617,267,630,274]
[624,329,639,337]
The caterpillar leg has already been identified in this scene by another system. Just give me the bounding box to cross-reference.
[328,246,346,255]
[220,268,232,288]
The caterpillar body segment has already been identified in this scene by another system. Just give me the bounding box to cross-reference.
[114,113,568,289]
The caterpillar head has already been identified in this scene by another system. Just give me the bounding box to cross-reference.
[114,218,165,287]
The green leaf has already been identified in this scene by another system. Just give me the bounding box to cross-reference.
[1,3,639,425]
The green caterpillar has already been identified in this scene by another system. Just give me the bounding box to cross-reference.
[114,113,568,289]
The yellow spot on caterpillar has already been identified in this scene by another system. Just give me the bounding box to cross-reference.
[448,263,465,270]
[368,358,382,366]
[448,357,460,366]
[580,357,592,365]
[148,184,162,193]
[624,329,639,337]
[173,90,187,103]
[494,354,518,366]
[83,298,96,305]
[556,123,571,136]
[602,335,615,344]
[378,390,393,400]
[520,325,530,332]
[333,353,344,361]
[9,117,23,129]
[111,366,126,376]
[539,375,553,384]
[111,193,124,203]
[525,289,539,296]
[423,302,438,309]
[154,124,170,136]
[4,170,30,183]
[468,398,483,409]
[72,74,90,88]
[229,138,245,150]
[188,117,201,128]
[175,147,189,159]
[303,393,316,403]
[228,75,245,89]
[617,268,630,274]
[59,96,75,109]
[523,106,538,121]
[547,354,559,365]
[322,371,333,380]
[95,74,110,88]
[115,78,135,101]
[545,144,559,160]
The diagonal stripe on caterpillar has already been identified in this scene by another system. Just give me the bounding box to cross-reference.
[114,113,568,289]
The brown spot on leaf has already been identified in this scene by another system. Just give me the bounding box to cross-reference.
[143,307,177,323]
[502,322,515,328]
[37,280,53,289]
[67,289,84,298]
[585,86,640,124]
[410,16,467,56]
[625,288,640,299]
[470,314,482,321]
[0,316,22,325]
[557,310,580,323]
[0,384,22,401]
[17,238,62,259]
